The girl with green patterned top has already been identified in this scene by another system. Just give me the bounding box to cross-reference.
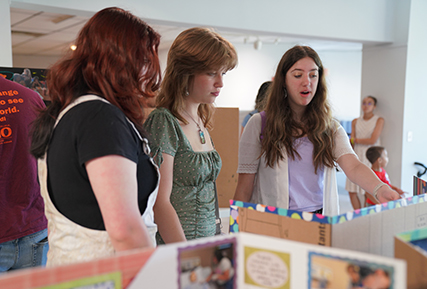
[144,27,237,244]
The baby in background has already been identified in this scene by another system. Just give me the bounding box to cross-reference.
[365,146,405,206]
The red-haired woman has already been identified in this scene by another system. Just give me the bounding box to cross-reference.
[31,7,161,266]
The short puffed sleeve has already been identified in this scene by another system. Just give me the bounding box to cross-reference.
[144,108,181,166]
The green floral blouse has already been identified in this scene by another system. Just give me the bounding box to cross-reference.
[144,108,222,244]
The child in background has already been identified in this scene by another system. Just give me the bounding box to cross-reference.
[365,146,405,206]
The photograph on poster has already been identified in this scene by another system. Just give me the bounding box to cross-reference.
[178,240,236,289]
[309,252,394,289]
[244,246,290,289]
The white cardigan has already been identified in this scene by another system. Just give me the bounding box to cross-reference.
[237,113,356,216]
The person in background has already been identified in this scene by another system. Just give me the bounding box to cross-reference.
[346,96,384,209]
[30,7,161,266]
[365,146,405,206]
[241,81,272,134]
[144,27,237,244]
[234,46,400,216]
[0,76,48,271]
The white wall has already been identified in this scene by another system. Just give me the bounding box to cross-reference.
[401,0,427,190]
[318,50,362,121]
[361,45,407,189]
[215,43,289,111]
[0,0,12,66]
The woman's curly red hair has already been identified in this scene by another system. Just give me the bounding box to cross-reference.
[31,7,161,158]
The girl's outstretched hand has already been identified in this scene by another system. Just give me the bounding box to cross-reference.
[377,186,401,203]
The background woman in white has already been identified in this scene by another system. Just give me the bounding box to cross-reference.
[346,96,384,209]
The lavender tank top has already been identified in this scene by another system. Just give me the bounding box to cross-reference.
[288,137,324,212]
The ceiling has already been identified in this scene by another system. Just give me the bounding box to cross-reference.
[10,7,362,57]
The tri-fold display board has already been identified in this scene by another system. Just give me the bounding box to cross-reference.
[0,232,406,289]
[129,232,405,289]
[229,193,427,258]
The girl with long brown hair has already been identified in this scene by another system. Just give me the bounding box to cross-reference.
[144,27,237,243]
[234,46,401,215]
[30,7,161,265]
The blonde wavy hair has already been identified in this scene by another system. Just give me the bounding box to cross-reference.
[156,27,237,129]
[262,46,336,173]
